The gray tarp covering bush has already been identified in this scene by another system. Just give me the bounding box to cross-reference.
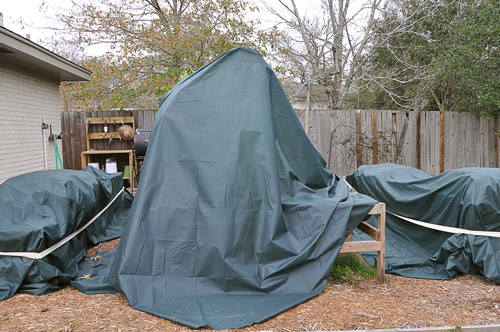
[0,167,132,300]
[94,47,376,329]
[347,163,500,283]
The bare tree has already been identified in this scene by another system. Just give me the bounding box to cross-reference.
[360,0,447,110]
[263,0,382,111]
[263,0,442,111]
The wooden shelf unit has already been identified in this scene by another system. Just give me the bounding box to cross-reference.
[85,116,135,150]
[81,150,134,191]
[340,202,386,283]
[83,115,136,191]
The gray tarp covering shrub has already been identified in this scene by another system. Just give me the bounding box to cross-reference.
[0,167,132,300]
[347,163,500,283]
[95,47,376,329]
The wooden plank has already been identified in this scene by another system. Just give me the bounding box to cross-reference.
[424,111,436,175]
[69,111,78,169]
[401,110,417,168]
[421,112,427,172]
[459,112,466,169]
[60,112,70,169]
[391,112,397,162]
[87,132,123,140]
[474,114,480,166]
[87,116,135,124]
[346,109,356,173]
[480,116,486,167]
[371,110,378,164]
[97,110,104,151]
[357,221,378,239]
[339,241,383,253]
[129,150,134,191]
[81,153,87,169]
[74,112,84,169]
[446,112,454,170]
[150,110,157,129]
[82,149,133,155]
[79,112,87,162]
[139,110,146,130]
[495,115,499,168]
[321,110,330,161]
[396,113,409,162]
[377,202,386,283]
[355,110,363,167]
[368,202,383,215]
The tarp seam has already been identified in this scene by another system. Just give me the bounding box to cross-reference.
[0,187,125,259]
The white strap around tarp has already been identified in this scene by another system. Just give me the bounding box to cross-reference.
[386,210,500,238]
[0,187,125,260]
[342,178,500,238]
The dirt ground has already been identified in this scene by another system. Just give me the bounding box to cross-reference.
[1,240,499,332]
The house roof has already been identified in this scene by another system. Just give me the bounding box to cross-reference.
[0,26,91,81]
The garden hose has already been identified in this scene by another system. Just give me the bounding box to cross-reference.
[54,134,64,170]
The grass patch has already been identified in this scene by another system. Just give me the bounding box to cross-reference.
[330,253,377,284]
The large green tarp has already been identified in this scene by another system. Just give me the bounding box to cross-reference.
[0,167,132,300]
[104,47,376,329]
[347,163,500,283]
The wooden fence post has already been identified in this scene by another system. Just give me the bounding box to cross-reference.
[355,110,363,167]
[416,111,421,170]
[495,115,499,168]
[305,83,311,136]
[371,110,378,164]
[391,112,397,162]
[60,112,70,169]
[440,109,445,173]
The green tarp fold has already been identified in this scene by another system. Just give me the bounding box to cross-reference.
[347,163,500,283]
[0,167,132,300]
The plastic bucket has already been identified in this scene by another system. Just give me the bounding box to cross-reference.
[106,162,118,173]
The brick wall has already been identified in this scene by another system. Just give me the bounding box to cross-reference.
[0,66,63,184]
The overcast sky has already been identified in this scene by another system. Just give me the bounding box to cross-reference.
[0,0,319,54]
[0,0,61,41]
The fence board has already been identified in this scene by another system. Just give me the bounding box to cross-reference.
[62,109,498,174]
[302,109,498,176]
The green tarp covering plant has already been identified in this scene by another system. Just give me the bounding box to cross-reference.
[0,167,132,300]
[347,163,500,283]
[75,47,376,329]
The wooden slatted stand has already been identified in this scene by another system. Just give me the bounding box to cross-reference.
[85,116,135,150]
[83,115,136,191]
[340,202,386,283]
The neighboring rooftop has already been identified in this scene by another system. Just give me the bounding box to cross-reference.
[0,25,91,81]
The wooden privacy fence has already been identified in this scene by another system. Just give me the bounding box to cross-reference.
[61,109,500,175]
[296,109,500,176]
[61,110,157,170]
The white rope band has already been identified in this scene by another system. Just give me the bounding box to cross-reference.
[342,178,500,238]
[386,210,500,238]
[0,187,125,259]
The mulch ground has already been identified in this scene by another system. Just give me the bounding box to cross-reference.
[1,240,499,332]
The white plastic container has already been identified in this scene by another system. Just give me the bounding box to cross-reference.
[105,161,118,173]
[89,162,99,169]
